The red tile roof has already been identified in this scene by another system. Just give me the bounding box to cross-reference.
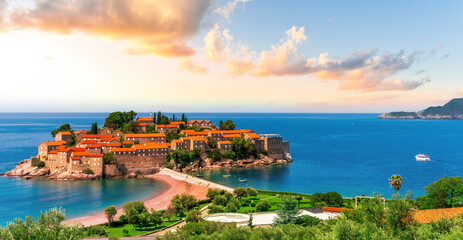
[59,131,72,135]
[172,139,183,143]
[81,134,113,139]
[188,120,211,124]
[71,156,80,160]
[170,121,186,125]
[89,154,104,157]
[70,147,86,152]
[184,136,206,141]
[125,133,166,138]
[218,140,232,144]
[222,134,242,138]
[134,143,170,150]
[86,144,103,148]
[122,141,132,145]
[110,148,136,152]
[322,207,347,213]
[138,123,147,127]
[246,132,261,139]
[48,150,57,154]
[137,117,153,122]
[72,152,90,157]
[80,140,98,144]
[105,143,121,147]
[414,207,463,224]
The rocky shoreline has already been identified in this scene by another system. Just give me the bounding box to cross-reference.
[378,112,463,119]
[4,153,292,180]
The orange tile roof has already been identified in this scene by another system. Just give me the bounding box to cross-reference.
[209,130,222,134]
[110,148,136,152]
[56,145,67,150]
[125,133,166,138]
[188,132,208,136]
[172,139,183,143]
[75,130,87,134]
[137,117,153,122]
[134,144,169,150]
[170,121,185,125]
[57,148,72,152]
[222,134,242,138]
[72,151,90,157]
[188,120,211,124]
[80,140,98,144]
[414,207,463,224]
[71,156,80,160]
[70,147,86,152]
[246,132,261,139]
[81,134,113,139]
[105,143,121,147]
[122,141,132,144]
[59,131,72,135]
[48,150,57,154]
[187,136,206,141]
[218,140,232,144]
[86,144,103,148]
[138,123,147,127]
[89,154,104,157]
[42,140,67,146]
[322,207,347,213]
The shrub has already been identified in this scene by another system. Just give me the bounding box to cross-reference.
[186,209,203,223]
[86,225,107,237]
[223,150,236,159]
[212,195,228,207]
[242,199,252,207]
[37,161,45,168]
[311,191,343,207]
[256,200,271,212]
[109,237,121,240]
[208,204,226,214]
[210,149,222,161]
[198,199,212,205]
[122,228,129,235]
[103,152,117,164]
[31,157,40,167]
[295,215,322,227]
[226,202,238,212]
[164,161,174,169]
[260,149,268,156]
[83,168,94,175]
[246,187,258,197]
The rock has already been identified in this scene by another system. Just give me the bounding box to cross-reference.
[128,173,137,178]
[22,176,32,180]
[30,168,50,176]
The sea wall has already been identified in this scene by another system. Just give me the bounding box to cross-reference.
[157,168,234,192]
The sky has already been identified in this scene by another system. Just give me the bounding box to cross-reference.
[0,0,461,113]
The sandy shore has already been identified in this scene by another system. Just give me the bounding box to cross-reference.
[65,173,212,227]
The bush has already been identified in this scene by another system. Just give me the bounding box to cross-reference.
[210,149,222,161]
[226,202,238,212]
[37,161,45,168]
[103,152,117,164]
[223,150,236,160]
[83,168,94,175]
[311,191,343,207]
[109,236,121,240]
[256,200,271,212]
[295,215,322,227]
[260,149,268,156]
[122,228,129,235]
[198,199,212,205]
[164,161,174,169]
[212,195,228,207]
[86,225,107,237]
[208,204,226,214]
[31,157,40,167]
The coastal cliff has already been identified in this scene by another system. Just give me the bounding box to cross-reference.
[379,98,463,119]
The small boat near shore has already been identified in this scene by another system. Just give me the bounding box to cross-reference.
[223,174,231,178]
[238,178,247,183]
[416,154,430,161]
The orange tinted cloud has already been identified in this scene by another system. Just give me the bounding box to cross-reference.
[179,58,208,74]
[203,24,430,91]
[4,0,214,57]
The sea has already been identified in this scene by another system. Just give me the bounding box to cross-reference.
[1,112,462,225]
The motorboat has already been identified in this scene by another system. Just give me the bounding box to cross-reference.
[238,178,247,183]
[415,154,430,161]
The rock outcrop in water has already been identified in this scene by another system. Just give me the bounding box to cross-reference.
[379,98,463,119]
[5,158,100,180]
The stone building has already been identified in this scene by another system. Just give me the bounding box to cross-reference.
[187,120,216,129]
[217,140,232,150]
[55,131,73,143]
[261,134,290,159]
[38,140,67,159]
[100,127,112,135]
[156,124,178,133]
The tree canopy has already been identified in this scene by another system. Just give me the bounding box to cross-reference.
[103,111,137,129]
[50,123,72,137]
[417,176,463,209]
[219,119,236,130]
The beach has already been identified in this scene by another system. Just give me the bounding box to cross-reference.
[65,169,231,227]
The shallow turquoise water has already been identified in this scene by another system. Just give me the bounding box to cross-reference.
[1,112,463,224]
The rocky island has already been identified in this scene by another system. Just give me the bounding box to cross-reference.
[5,111,291,180]
[379,98,463,119]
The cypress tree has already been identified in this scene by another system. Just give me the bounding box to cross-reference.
[157,111,162,124]
[153,114,156,125]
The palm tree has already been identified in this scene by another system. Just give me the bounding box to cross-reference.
[389,174,404,195]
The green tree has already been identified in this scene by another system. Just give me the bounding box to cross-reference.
[122,201,148,230]
[248,214,255,229]
[171,197,185,217]
[104,111,137,129]
[103,152,117,164]
[180,194,198,212]
[255,200,271,212]
[233,187,247,201]
[245,187,258,198]
[218,119,236,130]
[66,133,77,147]
[212,195,228,207]
[186,209,202,223]
[51,123,72,137]
[104,206,117,227]
[231,138,256,159]
[274,197,299,226]
[149,209,163,228]
[295,196,303,208]
[163,205,177,222]
[417,176,463,209]
[146,124,158,133]
[90,122,98,134]
[389,174,404,196]
[206,188,221,200]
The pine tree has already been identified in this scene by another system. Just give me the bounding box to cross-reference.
[153,114,156,125]
[157,111,162,124]
[181,113,185,122]
[90,122,98,134]
[173,114,176,121]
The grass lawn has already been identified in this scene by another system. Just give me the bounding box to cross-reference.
[107,218,180,237]
[237,194,314,213]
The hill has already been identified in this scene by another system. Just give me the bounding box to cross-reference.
[379,98,463,119]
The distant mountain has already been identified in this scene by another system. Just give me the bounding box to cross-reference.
[379,98,463,119]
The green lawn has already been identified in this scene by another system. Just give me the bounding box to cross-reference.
[237,194,314,213]
[107,219,179,237]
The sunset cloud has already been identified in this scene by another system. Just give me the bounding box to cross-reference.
[179,58,208,74]
[203,24,430,91]
[3,0,214,57]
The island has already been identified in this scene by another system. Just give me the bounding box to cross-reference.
[378,98,463,119]
[5,111,292,180]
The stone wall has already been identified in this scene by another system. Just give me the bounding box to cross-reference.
[114,154,166,174]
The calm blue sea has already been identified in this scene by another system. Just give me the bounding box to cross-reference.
[1,112,462,224]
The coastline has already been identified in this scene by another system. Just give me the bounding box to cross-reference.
[65,168,232,227]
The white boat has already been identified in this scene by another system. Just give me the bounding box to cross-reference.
[415,154,430,161]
